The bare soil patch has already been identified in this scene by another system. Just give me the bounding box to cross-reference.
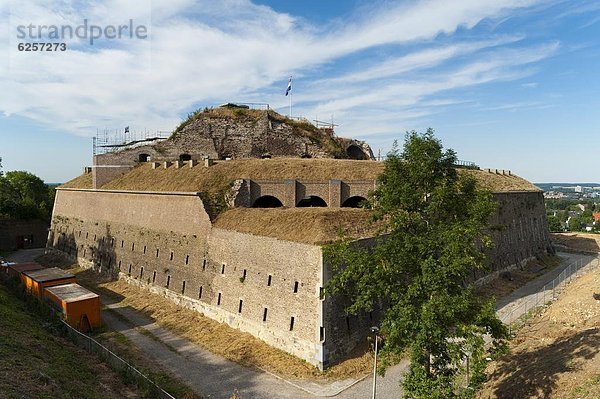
[477,265,600,399]
[551,232,600,253]
[475,255,561,300]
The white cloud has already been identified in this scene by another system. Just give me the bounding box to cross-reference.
[0,0,551,138]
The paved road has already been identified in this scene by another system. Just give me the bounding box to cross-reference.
[8,249,598,399]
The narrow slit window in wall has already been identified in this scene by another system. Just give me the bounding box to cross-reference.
[293,281,299,293]
[289,317,295,331]
[238,300,243,313]
[198,286,203,299]
[182,280,186,294]
[263,308,268,322]
[217,292,222,306]
[267,275,272,286]
[152,271,156,283]
[166,275,171,288]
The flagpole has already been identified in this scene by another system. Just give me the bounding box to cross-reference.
[290,89,292,118]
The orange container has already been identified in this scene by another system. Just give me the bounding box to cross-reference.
[21,267,76,298]
[44,283,102,332]
[5,262,45,281]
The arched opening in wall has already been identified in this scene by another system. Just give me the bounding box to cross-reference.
[300,153,312,158]
[179,153,192,161]
[297,196,327,207]
[252,195,283,208]
[138,153,151,162]
[220,154,232,160]
[261,153,272,159]
[341,196,367,208]
[346,144,368,160]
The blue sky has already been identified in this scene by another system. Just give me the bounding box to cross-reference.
[0,0,599,183]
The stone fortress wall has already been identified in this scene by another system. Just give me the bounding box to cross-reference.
[48,186,552,369]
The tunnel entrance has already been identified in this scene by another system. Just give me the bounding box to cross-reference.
[297,196,327,207]
[346,144,368,160]
[252,195,283,208]
[341,196,367,208]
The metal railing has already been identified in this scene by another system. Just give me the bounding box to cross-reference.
[62,320,176,399]
[499,255,600,328]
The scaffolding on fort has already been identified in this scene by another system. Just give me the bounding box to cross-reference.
[93,128,171,155]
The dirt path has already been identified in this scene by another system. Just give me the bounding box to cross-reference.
[497,253,598,324]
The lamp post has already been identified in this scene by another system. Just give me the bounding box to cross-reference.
[371,326,380,399]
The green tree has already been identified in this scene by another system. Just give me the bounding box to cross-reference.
[0,171,52,220]
[547,215,562,232]
[568,216,584,232]
[325,130,507,398]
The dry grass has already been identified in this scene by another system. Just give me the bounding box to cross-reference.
[60,171,92,189]
[62,158,539,193]
[36,253,374,381]
[477,267,600,399]
[102,158,383,192]
[99,159,538,194]
[551,232,600,253]
[476,255,562,300]
[214,207,380,244]
[60,155,538,196]
[459,169,540,192]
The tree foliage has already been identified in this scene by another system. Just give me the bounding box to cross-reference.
[547,215,563,232]
[0,170,53,220]
[324,130,507,398]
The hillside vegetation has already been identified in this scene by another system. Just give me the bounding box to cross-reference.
[0,282,141,399]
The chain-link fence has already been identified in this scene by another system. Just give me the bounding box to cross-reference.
[62,320,177,399]
[499,255,600,328]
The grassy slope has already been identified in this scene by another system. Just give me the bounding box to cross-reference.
[0,282,140,399]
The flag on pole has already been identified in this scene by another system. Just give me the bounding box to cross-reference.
[285,77,292,96]
[124,126,130,133]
